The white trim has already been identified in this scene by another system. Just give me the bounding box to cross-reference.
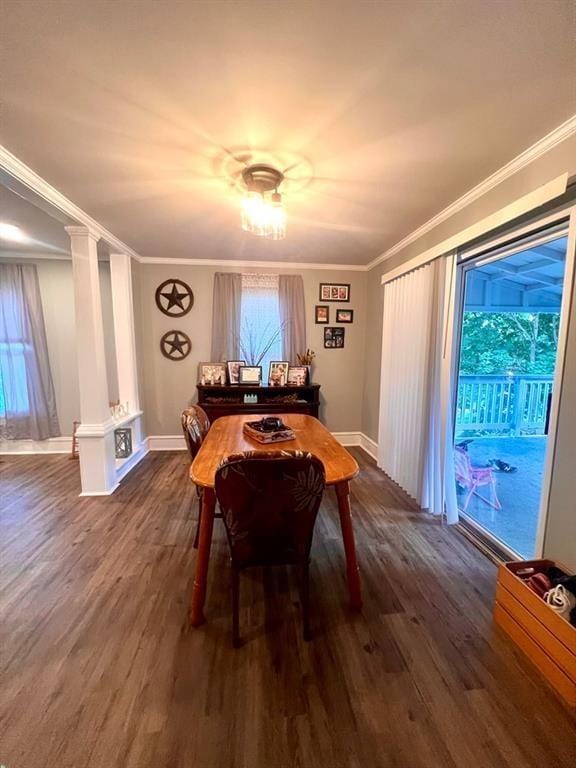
[0,144,144,261]
[331,431,361,446]
[138,256,366,271]
[146,431,379,457]
[359,433,378,460]
[75,411,143,438]
[0,250,71,261]
[79,484,119,497]
[115,441,149,482]
[0,436,71,454]
[367,114,576,271]
[147,435,188,451]
[380,175,568,285]
[535,205,576,557]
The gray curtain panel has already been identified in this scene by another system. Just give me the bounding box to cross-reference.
[210,272,242,361]
[279,274,306,364]
[0,263,60,440]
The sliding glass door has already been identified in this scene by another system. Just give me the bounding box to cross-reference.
[453,229,569,558]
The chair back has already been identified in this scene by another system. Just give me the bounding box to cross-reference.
[181,406,211,460]
[215,450,325,568]
[454,446,472,487]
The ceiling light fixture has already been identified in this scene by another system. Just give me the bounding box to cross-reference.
[0,222,29,243]
[240,164,286,240]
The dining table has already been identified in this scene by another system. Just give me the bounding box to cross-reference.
[188,413,362,626]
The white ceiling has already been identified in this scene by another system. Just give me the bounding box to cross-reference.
[1,0,575,265]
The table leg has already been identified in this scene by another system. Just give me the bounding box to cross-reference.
[335,480,362,611]
[189,487,216,627]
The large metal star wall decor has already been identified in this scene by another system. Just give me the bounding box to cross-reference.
[160,330,191,361]
[155,278,194,317]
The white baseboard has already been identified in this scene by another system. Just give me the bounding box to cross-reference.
[359,433,378,461]
[146,431,380,460]
[0,436,72,454]
[147,435,187,451]
[79,484,120,497]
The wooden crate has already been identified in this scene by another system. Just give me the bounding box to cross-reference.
[494,559,576,706]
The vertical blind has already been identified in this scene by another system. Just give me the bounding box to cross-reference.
[378,256,458,522]
[378,262,436,502]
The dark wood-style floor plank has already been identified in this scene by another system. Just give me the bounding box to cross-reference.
[0,450,574,768]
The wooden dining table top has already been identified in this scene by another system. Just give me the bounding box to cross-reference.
[190,413,359,488]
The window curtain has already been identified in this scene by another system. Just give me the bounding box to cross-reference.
[210,272,242,361]
[378,256,458,522]
[278,274,306,364]
[421,255,459,523]
[0,263,60,440]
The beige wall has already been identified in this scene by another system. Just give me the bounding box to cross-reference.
[137,263,366,436]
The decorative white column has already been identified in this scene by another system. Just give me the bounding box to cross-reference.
[109,253,140,412]
[66,226,117,495]
[109,253,145,468]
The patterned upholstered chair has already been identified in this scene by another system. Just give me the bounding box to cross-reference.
[181,406,213,548]
[215,450,326,647]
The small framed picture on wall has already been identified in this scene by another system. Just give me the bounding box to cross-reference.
[324,327,345,348]
[315,305,329,324]
[319,283,350,302]
[336,309,354,323]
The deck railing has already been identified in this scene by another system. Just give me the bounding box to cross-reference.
[456,375,554,435]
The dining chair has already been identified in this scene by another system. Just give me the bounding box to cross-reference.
[214,450,326,647]
[181,406,213,548]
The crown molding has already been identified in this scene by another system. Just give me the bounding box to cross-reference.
[0,250,71,261]
[0,144,144,261]
[138,256,367,271]
[366,114,576,271]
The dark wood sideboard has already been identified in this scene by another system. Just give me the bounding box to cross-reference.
[196,383,320,422]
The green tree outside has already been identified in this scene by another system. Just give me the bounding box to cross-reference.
[459,312,560,376]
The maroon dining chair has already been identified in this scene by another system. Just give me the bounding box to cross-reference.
[181,406,215,548]
[214,450,326,647]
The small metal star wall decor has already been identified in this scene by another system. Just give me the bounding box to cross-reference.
[160,330,191,361]
[155,278,194,317]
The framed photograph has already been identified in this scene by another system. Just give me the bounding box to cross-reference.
[239,365,262,385]
[315,305,329,324]
[336,309,354,323]
[199,362,227,385]
[268,361,290,386]
[226,360,246,384]
[319,283,350,302]
[324,327,345,349]
[287,365,308,386]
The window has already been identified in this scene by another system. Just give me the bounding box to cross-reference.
[240,273,283,376]
[0,341,31,418]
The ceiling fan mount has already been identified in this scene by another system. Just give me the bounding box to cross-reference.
[241,164,284,194]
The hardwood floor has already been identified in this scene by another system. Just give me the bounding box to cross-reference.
[1,449,574,768]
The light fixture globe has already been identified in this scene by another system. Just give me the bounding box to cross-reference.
[240,164,286,240]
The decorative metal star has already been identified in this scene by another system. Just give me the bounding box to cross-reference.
[160,330,191,360]
[155,279,194,316]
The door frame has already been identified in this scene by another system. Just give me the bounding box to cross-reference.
[450,204,576,559]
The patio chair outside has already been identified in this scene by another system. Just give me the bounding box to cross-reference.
[454,446,502,513]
